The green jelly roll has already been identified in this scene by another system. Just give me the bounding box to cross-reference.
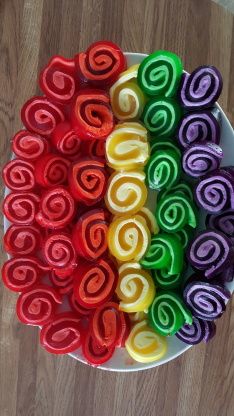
[146,149,181,191]
[150,138,181,157]
[152,267,185,290]
[158,181,194,202]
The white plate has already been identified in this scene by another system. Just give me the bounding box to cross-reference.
[4,52,234,372]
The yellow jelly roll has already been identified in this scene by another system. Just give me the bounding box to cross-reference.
[110,65,147,120]
[107,215,151,262]
[116,262,155,312]
[136,207,159,234]
[105,122,149,170]
[128,311,148,323]
[125,320,167,363]
[105,170,147,216]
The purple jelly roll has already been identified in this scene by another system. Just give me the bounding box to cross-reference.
[195,169,234,213]
[219,264,234,282]
[187,229,234,278]
[206,209,234,240]
[177,110,221,148]
[182,142,223,178]
[179,66,223,109]
[183,279,230,320]
[175,317,216,345]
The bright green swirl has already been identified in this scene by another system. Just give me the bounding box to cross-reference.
[176,226,194,249]
[142,97,182,137]
[149,291,193,336]
[146,149,181,191]
[140,233,184,275]
[137,50,183,97]
[152,268,184,290]
[150,138,181,157]
[158,181,193,202]
[156,193,197,232]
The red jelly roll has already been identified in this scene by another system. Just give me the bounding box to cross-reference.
[51,122,82,160]
[82,330,115,365]
[36,186,75,229]
[1,257,49,292]
[72,209,109,260]
[16,284,62,326]
[68,159,108,205]
[43,232,77,274]
[73,258,118,309]
[82,139,106,161]
[49,270,74,294]
[4,224,42,256]
[3,192,40,225]
[68,292,91,317]
[12,130,50,161]
[34,154,70,188]
[71,90,114,139]
[75,41,126,87]
[3,159,35,191]
[40,312,82,354]
[21,96,65,137]
[39,56,78,104]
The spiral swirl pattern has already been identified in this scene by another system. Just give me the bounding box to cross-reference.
[12,130,50,161]
[146,149,181,191]
[4,224,42,256]
[150,138,181,157]
[52,122,82,160]
[206,210,234,239]
[21,96,65,137]
[176,317,216,345]
[16,285,62,325]
[3,159,35,191]
[179,66,223,109]
[3,192,40,225]
[136,207,159,235]
[105,170,147,215]
[82,331,115,364]
[43,233,77,270]
[152,268,184,289]
[85,139,106,159]
[68,293,91,316]
[158,181,193,203]
[106,122,149,170]
[34,154,70,188]
[182,143,223,178]
[149,291,192,336]
[50,270,74,295]
[183,280,230,320]
[188,230,233,278]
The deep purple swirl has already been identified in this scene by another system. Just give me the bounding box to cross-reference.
[195,169,234,213]
[206,209,234,240]
[187,230,233,278]
[179,66,223,109]
[219,264,234,282]
[183,280,230,320]
[176,317,216,344]
[177,110,221,148]
[182,143,223,178]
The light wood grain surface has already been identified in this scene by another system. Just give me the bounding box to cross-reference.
[0,1,234,415]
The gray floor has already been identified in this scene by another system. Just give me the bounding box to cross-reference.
[213,0,234,13]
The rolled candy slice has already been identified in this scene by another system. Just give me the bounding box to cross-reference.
[16,284,62,326]
[182,143,223,178]
[176,317,216,345]
[136,207,159,234]
[21,96,65,137]
[176,226,194,249]
[116,263,156,313]
[152,268,184,290]
[128,311,147,323]
[187,230,233,278]
[156,193,197,232]
[183,280,230,320]
[179,66,223,109]
[150,138,181,157]
[125,320,167,363]
[206,209,234,240]
[141,97,182,137]
[3,159,35,191]
[12,130,50,161]
[36,186,75,229]
[105,170,147,216]
[105,122,149,170]
[158,181,193,203]
[219,264,234,282]
[73,258,118,309]
[146,149,181,191]
[149,291,193,336]
[4,224,42,256]
[3,192,40,225]
[82,330,115,365]
[68,159,108,205]
[72,208,109,260]
[195,169,234,213]
[51,122,82,160]
[110,64,146,120]
[83,139,106,160]
[1,257,49,292]
[140,233,184,275]
[137,50,183,97]
[40,312,82,354]
[177,110,221,148]
[49,270,74,295]
[107,215,151,262]
[34,154,70,188]
[68,293,91,317]
[91,302,129,348]
[43,233,77,272]
[76,40,126,87]
[72,89,114,140]
[39,55,77,104]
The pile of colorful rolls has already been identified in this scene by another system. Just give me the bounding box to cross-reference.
[1,41,233,366]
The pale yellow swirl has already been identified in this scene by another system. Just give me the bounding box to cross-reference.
[136,207,159,234]
[106,122,149,170]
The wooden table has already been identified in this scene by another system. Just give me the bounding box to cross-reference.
[0,1,233,415]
